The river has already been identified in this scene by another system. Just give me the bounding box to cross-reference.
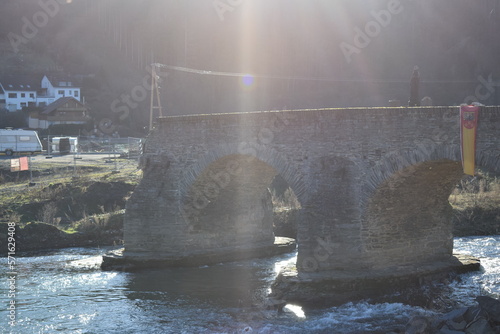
[1,235,499,334]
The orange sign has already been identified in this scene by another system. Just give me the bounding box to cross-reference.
[10,157,29,172]
[19,157,29,171]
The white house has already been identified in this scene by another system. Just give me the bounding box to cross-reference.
[0,74,82,112]
[0,75,38,111]
[39,74,81,106]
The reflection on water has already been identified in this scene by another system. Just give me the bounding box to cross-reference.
[0,236,499,333]
[128,265,264,308]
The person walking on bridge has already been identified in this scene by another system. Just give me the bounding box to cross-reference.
[408,66,420,107]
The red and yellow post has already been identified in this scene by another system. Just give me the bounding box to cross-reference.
[460,105,479,176]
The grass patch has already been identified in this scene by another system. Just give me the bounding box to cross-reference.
[0,156,140,225]
[449,173,500,210]
[449,172,500,236]
[72,210,125,234]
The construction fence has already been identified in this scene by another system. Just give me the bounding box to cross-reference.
[0,139,144,194]
[43,136,143,159]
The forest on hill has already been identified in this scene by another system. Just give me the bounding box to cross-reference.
[1,0,499,134]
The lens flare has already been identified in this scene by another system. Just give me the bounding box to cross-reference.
[242,74,255,87]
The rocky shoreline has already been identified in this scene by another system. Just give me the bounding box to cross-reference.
[0,221,123,254]
[403,296,500,334]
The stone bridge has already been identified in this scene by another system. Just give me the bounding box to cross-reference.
[113,106,498,294]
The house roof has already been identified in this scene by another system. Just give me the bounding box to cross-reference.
[42,97,88,115]
[44,73,81,88]
[0,75,39,92]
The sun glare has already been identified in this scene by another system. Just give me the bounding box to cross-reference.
[284,304,306,319]
[241,74,255,87]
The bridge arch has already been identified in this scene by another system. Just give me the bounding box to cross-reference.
[178,145,306,252]
[361,143,460,203]
[178,143,307,204]
[361,144,500,269]
[362,144,500,208]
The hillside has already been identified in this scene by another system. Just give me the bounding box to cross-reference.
[1,0,500,130]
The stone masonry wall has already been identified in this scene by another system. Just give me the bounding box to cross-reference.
[124,106,500,275]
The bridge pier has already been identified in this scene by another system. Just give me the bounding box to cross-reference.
[272,159,479,306]
[296,156,369,274]
[109,153,296,269]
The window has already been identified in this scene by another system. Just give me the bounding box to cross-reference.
[30,93,35,98]
[74,91,79,97]
[21,93,25,98]
[20,102,27,107]
[18,136,36,143]
[8,93,17,98]
[0,136,15,143]
[58,90,65,96]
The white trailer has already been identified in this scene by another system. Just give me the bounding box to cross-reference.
[0,129,43,156]
[50,137,78,154]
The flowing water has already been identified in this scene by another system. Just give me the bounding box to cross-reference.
[1,236,499,334]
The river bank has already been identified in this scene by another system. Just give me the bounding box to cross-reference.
[0,155,138,254]
[0,217,123,253]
